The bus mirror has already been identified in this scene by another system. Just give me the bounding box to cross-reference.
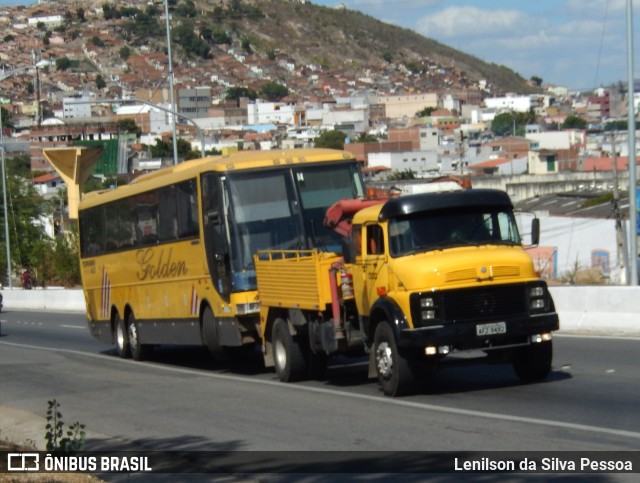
[531,218,540,246]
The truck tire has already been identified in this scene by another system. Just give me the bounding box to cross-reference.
[114,312,130,359]
[272,318,306,382]
[512,340,552,383]
[127,311,153,361]
[373,321,415,397]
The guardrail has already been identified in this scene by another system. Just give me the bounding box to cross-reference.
[2,286,639,336]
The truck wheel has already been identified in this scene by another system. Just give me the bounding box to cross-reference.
[127,311,153,361]
[114,313,130,359]
[373,322,415,397]
[512,340,552,383]
[272,318,306,382]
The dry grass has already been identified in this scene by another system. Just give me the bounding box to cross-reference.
[0,440,103,483]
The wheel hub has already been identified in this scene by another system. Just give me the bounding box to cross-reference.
[376,341,393,379]
[274,339,287,370]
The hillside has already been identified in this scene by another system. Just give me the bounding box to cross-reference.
[2,0,538,108]
[110,0,537,96]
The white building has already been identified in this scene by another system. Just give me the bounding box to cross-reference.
[62,95,92,119]
[367,151,439,177]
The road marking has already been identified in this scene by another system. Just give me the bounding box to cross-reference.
[2,339,640,442]
[60,324,85,330]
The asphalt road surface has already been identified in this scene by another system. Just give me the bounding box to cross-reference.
[1,310,639,480]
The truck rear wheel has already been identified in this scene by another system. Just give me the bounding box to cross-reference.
[272,318,306,382]
[373,322,415,397]
[512,340,552,383]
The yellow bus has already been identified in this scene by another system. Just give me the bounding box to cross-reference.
[77,148,365,360]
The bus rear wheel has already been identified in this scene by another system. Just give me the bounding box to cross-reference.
[127,311,153,361]
[114,313,130,359]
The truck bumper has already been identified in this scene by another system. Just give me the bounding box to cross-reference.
[398,313,559,351]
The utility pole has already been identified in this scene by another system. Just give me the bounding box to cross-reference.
[164,0,179,165]
[626,0,638,285]
[0,103,11,288]
[610,132,629,283]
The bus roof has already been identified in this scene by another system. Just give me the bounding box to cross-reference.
[79,148,355,210]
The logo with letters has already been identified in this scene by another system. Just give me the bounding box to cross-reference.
[7,453,40,471]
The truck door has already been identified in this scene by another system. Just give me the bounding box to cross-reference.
[351,223,389,316]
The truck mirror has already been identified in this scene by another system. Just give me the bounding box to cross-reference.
[531,218,540,246]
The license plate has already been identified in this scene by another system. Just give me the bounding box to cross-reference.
[476,321,507,336]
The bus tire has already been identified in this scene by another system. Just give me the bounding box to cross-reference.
[512,340,552,383]
[202,306,228,361]
[373,321,415,397]
[114,313,130,359]
[272,318,306,382]
[127,311,153,361]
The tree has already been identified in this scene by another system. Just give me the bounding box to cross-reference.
[530,75,543,87]
[561,115,587,130]
[119,46,131,60]
[416,106,437,117]
[491,112,516,137]
[95,74,106,90]
[314,130,347,150]
[260,82,289,101]
[117,118,141,137]
[1,107,13,130]
[226,86,258,103]
[56,57,72,71]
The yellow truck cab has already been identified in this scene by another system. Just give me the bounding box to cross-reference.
[256,188,559,397]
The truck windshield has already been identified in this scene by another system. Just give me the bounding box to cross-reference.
[388,207,522,257]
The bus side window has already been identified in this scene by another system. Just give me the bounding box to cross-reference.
[176,179,199,238]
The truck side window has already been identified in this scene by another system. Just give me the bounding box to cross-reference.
[366,225,384,255]
[352,225,362,257]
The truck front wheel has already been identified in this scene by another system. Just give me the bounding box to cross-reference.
[272,318,306,382]
[373,322,415,397]
[512,340,553,383]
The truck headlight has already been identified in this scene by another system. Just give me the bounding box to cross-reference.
[529,285,548,312]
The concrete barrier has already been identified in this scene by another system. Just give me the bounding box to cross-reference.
[548,286,640,336]
[1,286,639,336]
[2,287,85,313]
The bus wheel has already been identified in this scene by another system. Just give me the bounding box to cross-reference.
[127,312,153,361]
[512,340,552,383]
[202,306,228,361]
[272,318,306,382]
[373,322,415,397]
[114,313,130,359]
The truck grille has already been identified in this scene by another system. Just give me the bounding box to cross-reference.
[442,284,527,323]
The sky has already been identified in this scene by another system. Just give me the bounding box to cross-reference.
[314,0,640,91]
[0,0,638,90]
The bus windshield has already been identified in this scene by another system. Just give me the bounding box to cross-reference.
[224,162,364,291]
[388,207,522,257]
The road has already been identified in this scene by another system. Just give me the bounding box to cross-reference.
[1,310,639,478]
